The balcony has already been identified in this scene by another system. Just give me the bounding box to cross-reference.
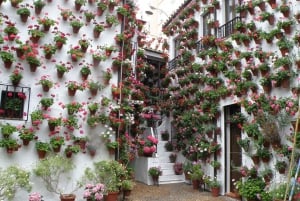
[217,17,241,38]
[168,17,241,70]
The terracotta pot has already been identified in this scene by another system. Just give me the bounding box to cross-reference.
[22,139,30,146]
[20,14,29,23]
[29,63,38,72]
[211,187,220,197]
[152,175,159,186]
[56,41,63,49]
[192,179,200,190]
[68,88,77,96]
[74,3,81,11]
[48,122,56,131]
[30,36,41,44]
[90,88,98,96]
[43,25,51,32]
[93,30,101,38]
[105,192,119,201]
[72,26,81,34]
[37,150,47,159]
[35,6,43,15]
[42,85,50,92]
[57,70,65,78]
[123,190,131,197]
[4,60,13,69]
[60,194,76,201]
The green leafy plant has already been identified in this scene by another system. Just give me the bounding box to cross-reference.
[50,136,65,149]
[1,123,17,137]
[18,127,35,140]
[236,177,266,200]
[43,43,57,55]
[35,141,51,152]
[66,101,82,114]
[80,160,127,193]
[64,144,80,154]
[208,177,221,188]
[40,97,54,108]
[70,19,84,28]
[121,179,135,191]
[16,7,30,16]
[38,17,55,26]
[0,166,31,201]
[148,166,162,177]
[33,0,46,8]
[106,141,119,150]
[0,51,15,62]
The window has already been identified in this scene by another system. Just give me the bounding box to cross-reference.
[203,13,211,36]
[225,0,236,22]
[0,84,30,120]
[174,38,181,57]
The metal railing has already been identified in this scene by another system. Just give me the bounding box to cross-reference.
[217,16,241,38]
[167,17,241,71]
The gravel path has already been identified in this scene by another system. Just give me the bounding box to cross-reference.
[125,182,234,201]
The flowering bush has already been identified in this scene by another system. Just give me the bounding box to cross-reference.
[83,183,105,201]
[29,192,43,201]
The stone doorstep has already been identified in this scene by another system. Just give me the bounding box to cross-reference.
[224,192,241,201]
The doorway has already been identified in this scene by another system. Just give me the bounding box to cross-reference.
[224,104,242,192]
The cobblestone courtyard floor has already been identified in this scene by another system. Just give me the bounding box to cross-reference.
[126,182,234,201]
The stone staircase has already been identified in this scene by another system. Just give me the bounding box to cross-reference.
[132,116,185,185]
[155,118,185,185]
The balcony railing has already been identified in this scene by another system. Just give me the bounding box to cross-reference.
[168,17,241,71]
[168,54,181,71]
[217,16,241,38]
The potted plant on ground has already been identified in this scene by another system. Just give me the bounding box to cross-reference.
[80,160,127,201]
[121,179,135,197]
[0,166,31,201]
[169,152,177,163]
[208,177,221,197]
[83,183,105,201]
[173,162,183,175]
[161,130,170,141]
[236,177,266,200]
[148,166,162,186]
[183,160,192,181]
[190,163,204,190]
[33,155,80,201]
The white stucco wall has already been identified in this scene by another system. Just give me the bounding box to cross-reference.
[0,0,122,200]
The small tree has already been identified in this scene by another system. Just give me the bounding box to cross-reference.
[33,155,79,198]
[0,166,32,201]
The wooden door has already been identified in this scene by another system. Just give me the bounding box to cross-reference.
[225,104,242,192]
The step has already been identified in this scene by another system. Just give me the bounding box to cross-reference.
[159,162,175,170]
[159,174,185,184]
